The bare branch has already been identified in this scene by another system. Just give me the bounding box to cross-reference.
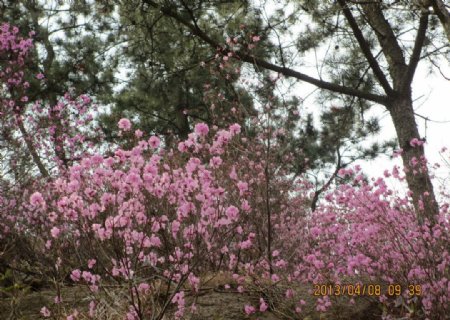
[311,148,341,212]
[402,11,429,92]
[16,117,49,178]
[337,0,393,95]
[359,1,408,89]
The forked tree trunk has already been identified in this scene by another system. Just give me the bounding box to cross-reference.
[360,2,439,223]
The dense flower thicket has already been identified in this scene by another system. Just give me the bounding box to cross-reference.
[5,123,273,319]
[1,23,449,320]
[272,165,450,319]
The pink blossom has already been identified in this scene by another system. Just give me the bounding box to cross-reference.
[226,206,239,221]
[70,269,81,282]
[285,288,294,298]
[229,123,241,135]
[88,259,96,269]
[134,129,143,138]
[240,239,252,249]
[126,172,142,187]
[209,156,222,168]
[259,298,268,312]
[89,301,96,317]
[194,123,209,136]
[237,181,248,195]
[82,271,93,282]
[410,138,424,147]
[171,220,180,237]
[143,235,161,247]
[30,192,45,207]
[36,73,44,79]
[118,118,132,131]
[229,166,238,180]
[148,136,160,148]
[244,305,256,315]
[126,311,137,320]
[50,227,60,238]
[178,142,187,152]
[40,307,51,317]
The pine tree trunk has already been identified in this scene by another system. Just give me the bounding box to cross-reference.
[388,94,439,224]
[430,0,450,42]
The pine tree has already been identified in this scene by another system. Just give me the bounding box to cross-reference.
[136,0,449,223]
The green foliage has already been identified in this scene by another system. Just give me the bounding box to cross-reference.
[4,0,445,185]
[0,0,119,183]
[99,0,262,140]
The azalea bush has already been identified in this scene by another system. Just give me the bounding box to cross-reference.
[2,121,274,319]
[258,163,449,319]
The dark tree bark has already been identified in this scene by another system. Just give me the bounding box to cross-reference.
[430,0,450,41]
[388,95,439,223]
[360,2,438,223]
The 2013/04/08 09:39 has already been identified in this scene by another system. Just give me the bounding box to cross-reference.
[312,284,422,297]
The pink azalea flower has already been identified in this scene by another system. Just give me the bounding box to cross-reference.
[70,269,81,282]
[252,35,261,42]
[50,227,60,238]
[244,305,256,315]
[88,259,96,269]
[40,307,51,317]
[237,181,248,195]
[134,129,143,138]
[148,136,160,148]
[226,206,239,221]
[259,298,268,312]
[209,156,222,168]
[229,123,241,135]
[194,123,209,136]
[118,118,132,131]
[30,192,45,207]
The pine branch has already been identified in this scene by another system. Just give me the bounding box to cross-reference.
[143,0,389,106]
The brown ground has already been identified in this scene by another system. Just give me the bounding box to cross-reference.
[0,283,382,320]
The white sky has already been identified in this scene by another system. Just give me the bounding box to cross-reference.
[356,62,450,180]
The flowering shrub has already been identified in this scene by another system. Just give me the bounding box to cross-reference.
[2,118,288,318]
[268,164,450,319]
